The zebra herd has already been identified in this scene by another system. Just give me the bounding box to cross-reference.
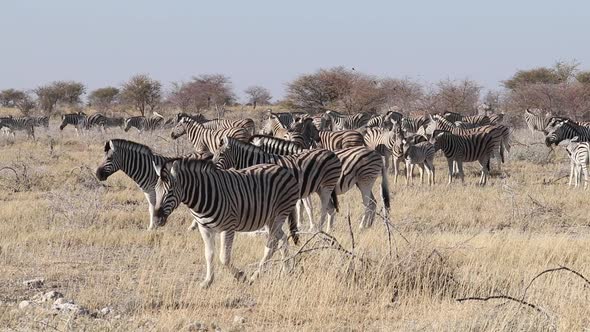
[0,115,48,138]
[525,108,590,189]
[85,107,519,287]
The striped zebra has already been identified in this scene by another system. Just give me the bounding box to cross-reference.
[564,137,590,189]
[488,113,504,125]
[367,110,403,130]
[124,115,165,132]
[260,113,306,146]
[175,112,207,123]
[430,128,505,185]
[363,127,404,183]
[171,116,250,153]
[322,110,371,131]
[152,158,300,288]
[402,140,435,186]
[395,115,431,134]
[28,116,49,129]
[249,135,308,155]
[0,116,35,138]
[59,112,88,134]
[95,139,180,230]
[524,109,553,137]
[250,137,390,230]
[545,120,590,147]
[213,137,342,231]
[291,117,364,150]
[443,112,491,126]
[264,109,306,129]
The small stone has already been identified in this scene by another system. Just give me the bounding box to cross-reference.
[52,298,88,315]
[233,316,246,324]
[43,291,63,302]
[18,300,31,310]
[99,307,112,316]
[23,278,44,288]
[186,322,207,332]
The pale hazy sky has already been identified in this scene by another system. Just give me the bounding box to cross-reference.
[1,0,589,101]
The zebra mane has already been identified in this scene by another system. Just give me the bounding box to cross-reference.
[109,139,155,156]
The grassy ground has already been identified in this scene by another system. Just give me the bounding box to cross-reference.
[0,110,588,331]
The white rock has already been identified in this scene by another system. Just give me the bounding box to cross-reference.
[99,307,112,316]
[23,278,44,288]
[233,316,246,324]
[18,300,31,310]
[43,291,63,302]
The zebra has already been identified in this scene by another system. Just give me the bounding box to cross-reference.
[102,116,125,130]
[545,120,590,147]
[124,115,165,132]
[430,128,505,185]
[443,112,491,126]
[395,115,431,134]
[59,112,88,134]
[264,109,306,129]
[171,116,251,153]
[363,127,405,183]
[213,137,342,231]
[402,139,435,186]
[322,110,371,131]
[250,137,390,230]
[152,158,300,288]
[563,137,590,189]
[290,117,365,150]
[95,139,182,230]
[367,110,404,129]
[523,109,553,137]
[249,135,308,155]
[260,114,306,146]
[175,112,207,123]
[28,116,49,129]
[0,116,35,138]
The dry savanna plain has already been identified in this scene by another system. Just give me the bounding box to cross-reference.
[0,108,589,331]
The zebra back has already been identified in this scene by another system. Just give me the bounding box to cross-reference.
[545,120,590,146]
[172,117,250,153]
[323,110,371,131]
[249,135,306,155]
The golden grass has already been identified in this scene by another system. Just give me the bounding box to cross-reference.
[0,112,588,331]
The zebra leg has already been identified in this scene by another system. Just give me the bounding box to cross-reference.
[145,191,157,230]
[219,230,244,281]
[357,181,377,229]
[295,199,303,229]
[457,161,465,184]
[427,160,435,186]
[251,219,286,281]
[418,164,425,185]
[582,164,589,190]
[446,159,454,185]
[301,196,315,232]
[318,188,335,232]
[569,160,575,187]
[405,161,411,186]
[478,158,490,186]
[197,224,216,288]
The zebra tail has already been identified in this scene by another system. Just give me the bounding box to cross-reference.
[330,190,339,213]
[381,156,391,210]
[287,209,299,245]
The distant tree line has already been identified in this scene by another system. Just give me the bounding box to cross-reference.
[2,61,590,126]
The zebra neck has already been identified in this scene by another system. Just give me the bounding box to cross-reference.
[120,152,170,191]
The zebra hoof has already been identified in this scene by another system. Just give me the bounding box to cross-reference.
[199,279,213,289]
[234,270,246,282]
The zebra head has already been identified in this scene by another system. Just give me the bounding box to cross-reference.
[211,136,236,169]
[123,118,133,132]
[153,160,182,227]
[59,115,69,130]
[96,140,120,181]
[429,130,448,152]
[544,120,571,147]
[171,117,190,139]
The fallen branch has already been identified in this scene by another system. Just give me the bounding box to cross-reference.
[457,295,546,315]
[521,266,590,302]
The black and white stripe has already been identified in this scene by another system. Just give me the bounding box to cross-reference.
[564,137,590,189]
[213,138,342,231]
[96,139,178,230]
[524,109,552,136]
[289,117,365,150]
[322,110,371,131]
[443,112,491,126]
[59,112,87,134]
[28,116,49,129]
[124,115,166,132]
[152,158,300,288]
[545,120,590,146]
[171,117,251,153]
[402,140,435,186]
[250,138,390,230]
[430,127,505,185]
[0,116,35,138]
[396,115,431,134]
[366,111,403,130]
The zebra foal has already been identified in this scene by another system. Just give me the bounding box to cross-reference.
[152,158,300,288]
[402,139,435,186]
[563,137,590,189]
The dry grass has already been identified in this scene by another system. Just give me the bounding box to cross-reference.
[0,110,589,331]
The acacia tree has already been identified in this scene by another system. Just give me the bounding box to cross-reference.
[433,79,481,114]
[285,66,386,114]
[34,81,86,114]
[244,86,272,108]
[0,89,35,115]
[168,74,235,112]
[379,78,424,113]
[121,74,161,116]
[88,87,120,111]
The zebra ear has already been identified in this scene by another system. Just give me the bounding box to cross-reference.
[106,140,115,152]
[572,136,580,142]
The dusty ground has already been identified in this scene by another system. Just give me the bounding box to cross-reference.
[0,110,588,331]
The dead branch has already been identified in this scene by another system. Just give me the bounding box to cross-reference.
[521,266,590,302]
[457,295,547,316]
[0,166,20,182]
[346,208,355,251]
